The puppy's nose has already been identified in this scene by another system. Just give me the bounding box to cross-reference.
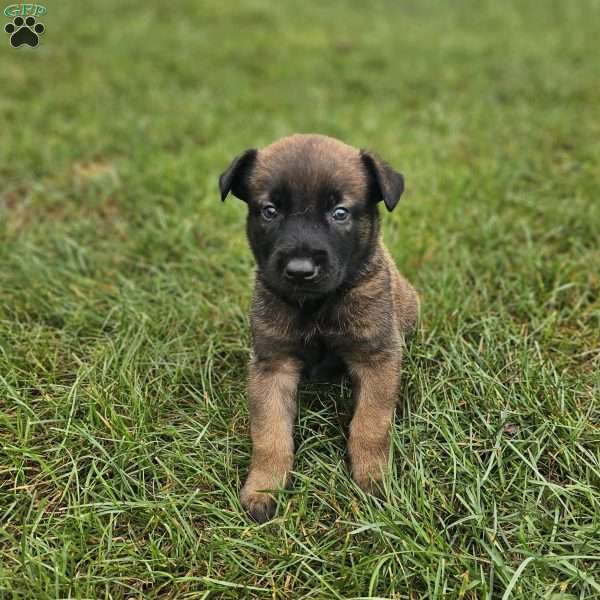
[284,258,319,281]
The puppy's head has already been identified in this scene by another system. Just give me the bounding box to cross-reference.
[219,134,404,301]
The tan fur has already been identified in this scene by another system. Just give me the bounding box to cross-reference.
[383,245,420,338]
[242,241,419,519]
[221,134,420,521]
[346,354,402,492]
[241,357,301,520]
[251,134,370,205]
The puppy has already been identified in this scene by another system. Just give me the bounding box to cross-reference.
[219,134,419,522]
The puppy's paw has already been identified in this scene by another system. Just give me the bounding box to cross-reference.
[240,460,292,522]
[351,456,386,497]
[240,486,276,523]
[242,494,276,523]
[354,473,385,498]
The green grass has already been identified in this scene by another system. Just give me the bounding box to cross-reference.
[1,0,599,597]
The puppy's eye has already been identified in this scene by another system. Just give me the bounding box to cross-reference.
[332,207,350,222]
[262,204,278,220]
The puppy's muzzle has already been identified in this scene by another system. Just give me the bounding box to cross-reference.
[284,258,320,282]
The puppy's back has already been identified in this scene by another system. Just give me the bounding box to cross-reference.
[382,245,420,339]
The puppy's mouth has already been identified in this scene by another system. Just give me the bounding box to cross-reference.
[259,269,333,300]
[277,268,341,300]
[283,278,327,296]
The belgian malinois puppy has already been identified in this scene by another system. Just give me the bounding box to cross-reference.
[219,134,419,522]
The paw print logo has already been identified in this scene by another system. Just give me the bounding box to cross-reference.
[5,16,45,47]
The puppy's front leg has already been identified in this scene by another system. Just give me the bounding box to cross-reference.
[346,352,402,494]
[240,356,301,522]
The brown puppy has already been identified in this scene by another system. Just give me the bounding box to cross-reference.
[219,134,419,522]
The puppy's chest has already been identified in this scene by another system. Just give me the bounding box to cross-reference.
[252,286,390,353]
[294,308,360,347]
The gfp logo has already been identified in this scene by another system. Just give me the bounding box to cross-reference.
[4,4,46,47]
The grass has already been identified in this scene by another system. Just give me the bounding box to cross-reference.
[1,0,599,597]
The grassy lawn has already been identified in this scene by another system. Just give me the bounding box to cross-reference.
[1,0,599,597]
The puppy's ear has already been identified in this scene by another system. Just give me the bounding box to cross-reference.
[360,150,404,212]
[219,149,257,202]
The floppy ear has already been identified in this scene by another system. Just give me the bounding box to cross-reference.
[360,150,404,212]
[218,149,257,201]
